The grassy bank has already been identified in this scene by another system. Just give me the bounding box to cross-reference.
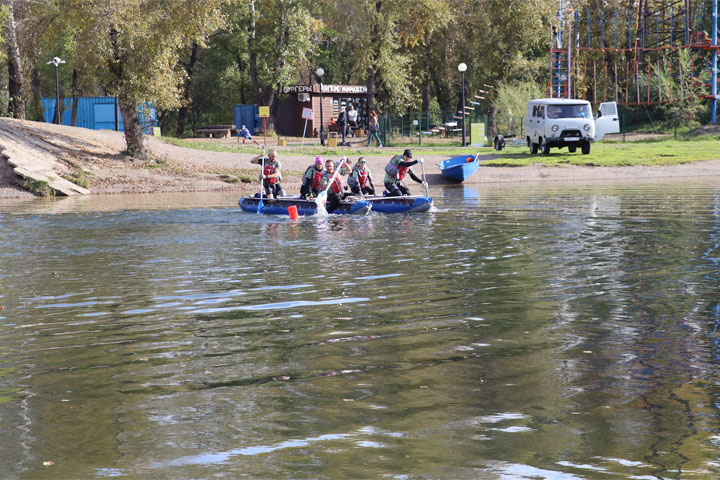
[485,137,720,167]
[161,136,719,167]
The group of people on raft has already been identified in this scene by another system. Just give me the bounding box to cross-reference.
[251,148,427,212]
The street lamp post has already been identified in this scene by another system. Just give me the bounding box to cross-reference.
[316,67,325,146]
[47,57,65,124]
[458,62,467,147]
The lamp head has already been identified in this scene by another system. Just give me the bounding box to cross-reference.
[458,63,467,72]
[316,67,324,78]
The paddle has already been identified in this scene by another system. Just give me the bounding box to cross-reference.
[315,156,346,210]
[419,157,429,197]
[257,145,266,214]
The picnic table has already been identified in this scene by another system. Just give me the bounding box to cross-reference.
[195,125,236,138]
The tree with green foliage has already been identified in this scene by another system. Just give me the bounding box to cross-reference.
[60,0,226,160]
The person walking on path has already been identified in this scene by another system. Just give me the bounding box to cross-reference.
[367,109,382,147]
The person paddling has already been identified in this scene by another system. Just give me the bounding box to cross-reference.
[300,156,325,199]
[320,157,352,213]
[251,148,285,199]
[348,157,375,195]
[383,149,425,196]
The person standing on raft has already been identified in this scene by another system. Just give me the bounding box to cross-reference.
[383,149,425,196]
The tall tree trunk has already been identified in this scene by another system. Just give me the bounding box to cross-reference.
[248,0,262,104]
[6,1,26,119]
[421,29,431,113]
[118,94,147,160]
[366,0,383,113]
[176,43,199,138]
[110,25,147,161]
[71,68,79,126]
[30,64,43,121]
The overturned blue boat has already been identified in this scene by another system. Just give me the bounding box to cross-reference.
[239,195,371,216]
[438,154,480,182]
[364,195,433,213]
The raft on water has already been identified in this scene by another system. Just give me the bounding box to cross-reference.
[239,195,371,216]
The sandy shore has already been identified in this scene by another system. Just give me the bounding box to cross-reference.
[1,117,719,200]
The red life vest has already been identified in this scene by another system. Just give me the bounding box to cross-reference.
[330,175,343,194]
[264,162,278,184]
[311,169,323,189]
[396,164,409,180]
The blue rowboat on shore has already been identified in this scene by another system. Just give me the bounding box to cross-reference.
[438,153,480,182]
[239,196,371,216]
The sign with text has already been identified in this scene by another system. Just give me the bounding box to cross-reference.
[301,108,314,120]
[281,84,368,95]
[258,106,270,117]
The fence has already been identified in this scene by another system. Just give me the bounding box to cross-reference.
[373,111,490,147]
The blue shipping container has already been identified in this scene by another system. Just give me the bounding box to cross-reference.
[233,105,260,134]
[42,97,157,134]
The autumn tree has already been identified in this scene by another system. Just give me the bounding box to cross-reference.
[62,0,225,160]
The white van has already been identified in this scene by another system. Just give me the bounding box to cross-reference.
[524,99,619,155]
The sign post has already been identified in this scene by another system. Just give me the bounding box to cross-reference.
[258,106,270,146]
[301,108,314,146]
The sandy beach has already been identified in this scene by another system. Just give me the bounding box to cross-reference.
[1,117,719,200]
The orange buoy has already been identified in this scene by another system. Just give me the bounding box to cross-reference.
[288,205,299,219]
[466,157,473,162]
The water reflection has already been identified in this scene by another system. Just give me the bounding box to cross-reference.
[1,182,720,479]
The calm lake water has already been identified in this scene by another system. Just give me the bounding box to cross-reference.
[2,183,720,479]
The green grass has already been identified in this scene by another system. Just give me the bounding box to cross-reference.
[23,178,55,196]
[63,167,91,189]
[160,135,719,167]
[485,137,720,167]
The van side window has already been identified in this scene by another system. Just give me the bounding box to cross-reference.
[537,106,544,118]
[532,106,538,117]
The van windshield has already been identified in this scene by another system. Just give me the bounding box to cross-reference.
[546,104,591,119]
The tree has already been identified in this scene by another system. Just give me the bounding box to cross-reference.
[5,0,26,118]
[63,0,225,160]
[246,0,316,128]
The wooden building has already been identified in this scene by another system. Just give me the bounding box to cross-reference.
[276,84,370,138]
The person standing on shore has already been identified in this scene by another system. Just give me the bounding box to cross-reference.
[337,106,348,145]
[251,148,285,199]
[347,105,358,137]
[367,110,382,147]
[383,149,425,196]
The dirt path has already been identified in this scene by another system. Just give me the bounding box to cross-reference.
[1,117,719,200]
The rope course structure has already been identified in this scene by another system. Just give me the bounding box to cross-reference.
[549,0,718,124]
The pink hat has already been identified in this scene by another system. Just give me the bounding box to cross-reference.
[315,156,323,165]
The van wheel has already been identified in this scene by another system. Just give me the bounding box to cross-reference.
[530,142,538,154]
[541,139,551,155]
[581,142,591,155]
[568,146,577,153]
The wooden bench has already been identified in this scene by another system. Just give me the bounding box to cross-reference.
[195,125,236,138]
